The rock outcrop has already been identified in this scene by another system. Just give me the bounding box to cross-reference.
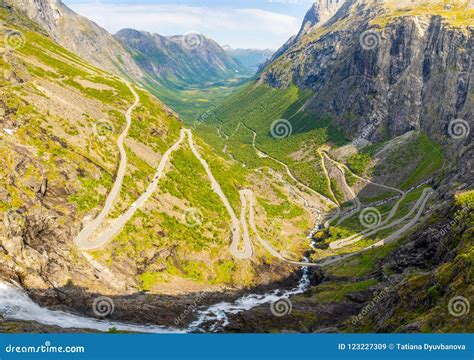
[259,0,473,159]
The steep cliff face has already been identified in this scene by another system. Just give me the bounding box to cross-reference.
[6,0,144,80]
[295,0,346,41]
[115,29,247,86]
[260,0,473,156]
[261,0,347,72]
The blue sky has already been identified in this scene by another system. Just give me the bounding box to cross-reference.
[63,0,315,49]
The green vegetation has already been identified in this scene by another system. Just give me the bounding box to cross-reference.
[346,153,372,176]
[143,76,249,123]
[196,83,348,198]
[345,171,357,187]
[324,242,400,277]
[92,142,250,289]
[330,179,345,204]
[258,197,304,219]
[68,175,113,213]
[128,88,182,154]
[455,190,474,207]
[312,279,378,302]
[161,147,228,220]
[373,133,444,190]
[375,1,474,28]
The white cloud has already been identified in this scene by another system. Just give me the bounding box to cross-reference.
[66,2,301,49]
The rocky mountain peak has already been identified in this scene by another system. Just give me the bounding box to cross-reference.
[295,0,346,40]
[7,0,66,31]
[259,0,473,151]
[115,28,247,86]
[7,0,144,79]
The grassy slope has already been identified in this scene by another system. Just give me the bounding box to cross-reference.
[1,6,271,291]
[89,134,312,291]
[0,6,132,216]
[374,0,474,28]
[352,190,473,333]
[197,83,348,198]
[1,6,316,292]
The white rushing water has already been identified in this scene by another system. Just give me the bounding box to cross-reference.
[189,263,311,332]
[0,264,311,333]
[0,282,181,333]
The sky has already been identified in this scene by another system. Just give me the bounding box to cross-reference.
[63,0,315,49]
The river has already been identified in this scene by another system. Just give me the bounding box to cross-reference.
[0,265,311,333]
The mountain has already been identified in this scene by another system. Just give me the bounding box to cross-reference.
[258,0,473,149]
[5,0,144,80]
[115,28,252,121]
[0,0,318,331]
[116,29,248,85]
[225,47,274,74]
[0,0,472,334]
[261,0,346,72]
[195,0,473,332]
[295,0,346,41]
[6,0,253,121]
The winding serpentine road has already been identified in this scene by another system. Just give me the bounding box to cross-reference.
[321,153,361,225]
[74,83,139,249]
[317,188,434,266]
[323,152,406,228]
[241,189,318,267]
[329,187,432,249]
[223,123,433,267]
[74,93,432,269]
[76,130,186,250]
[318,151,341,227]
[237,187,433,267]
[186,130,253,260]
[240,122,337,208]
